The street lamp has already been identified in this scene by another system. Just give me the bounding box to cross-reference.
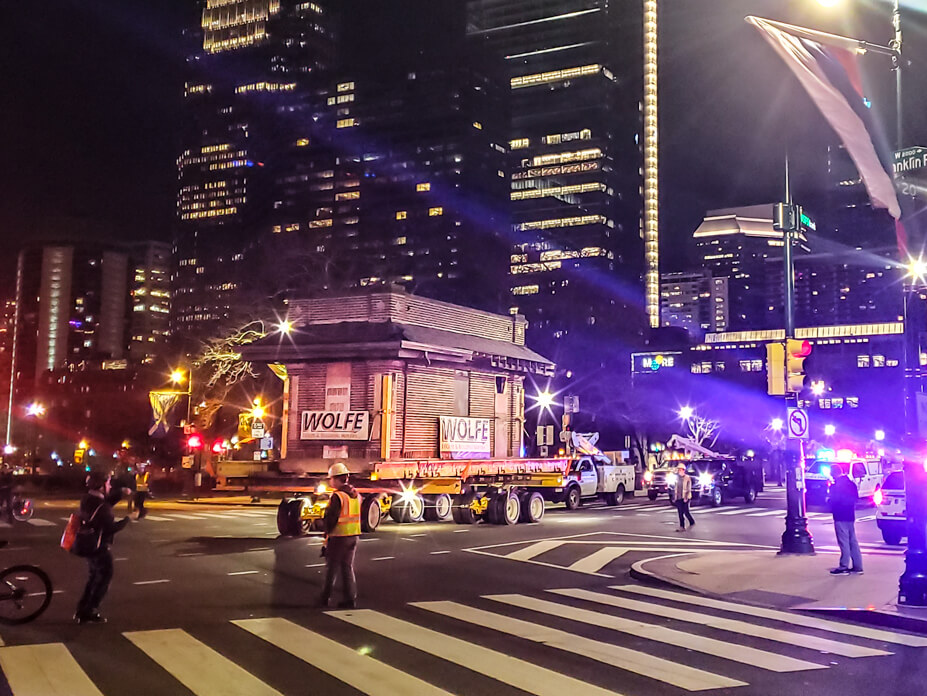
[171,368,193,425]
[678,406,694,421]
[771,418,784,432]
[251,398,266,421]
[810,381,826,396]
[535,390,554,411]
[277,320,294,335]
[875,429,886,442]
[824,424,836,437]
[25,402,45,418]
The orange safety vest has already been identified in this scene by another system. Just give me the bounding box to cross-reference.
[330,490,361,537]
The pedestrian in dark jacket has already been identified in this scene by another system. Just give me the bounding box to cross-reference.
[829,473,863,575]
[318,463,360,609]
[74,471,133,623]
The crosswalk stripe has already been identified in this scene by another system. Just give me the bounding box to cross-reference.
[611,585,927,648]
[505,540,566,562]
[567,548,629,573]
[415,600,745,691]
[25,518,56,527]
[556,589,889,658]
[140,515,173,521]
[234,617,454,695]
[716,508,758,516]
[124,629,283,695]
[747,510,785,517]
[486,594,824,674]
[0,643,103,696]
[331,609,624,696]
[166,514,209,520]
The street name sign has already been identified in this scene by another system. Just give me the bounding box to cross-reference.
[787,407,809,440]
[894,146,927,175]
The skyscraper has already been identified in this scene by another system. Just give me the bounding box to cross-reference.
[466,0,649,366]
[128,242,172,364]
[173,1,335,339]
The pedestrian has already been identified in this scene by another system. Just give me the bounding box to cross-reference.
[74,471,134,624]
[829,471,863,575]
[134,465,150,518]
[0,464,13,523]
[672,463,696,532]
[318,463,360,609]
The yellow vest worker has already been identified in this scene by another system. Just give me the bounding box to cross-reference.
[319,463,360,609]
[135,471,150,492]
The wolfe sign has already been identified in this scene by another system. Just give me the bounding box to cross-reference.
[300,411,371,441]
[439,416,491,460]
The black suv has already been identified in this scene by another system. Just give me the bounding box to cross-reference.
[688,458,764,507]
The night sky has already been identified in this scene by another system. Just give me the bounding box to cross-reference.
[1,0,923,294]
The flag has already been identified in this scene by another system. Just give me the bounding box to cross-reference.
[149,391,181,438]
[748,16,902,224]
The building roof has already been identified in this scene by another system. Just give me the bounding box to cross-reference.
[241,320,554,373]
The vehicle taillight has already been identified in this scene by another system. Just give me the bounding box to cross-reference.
[873,488,883,506]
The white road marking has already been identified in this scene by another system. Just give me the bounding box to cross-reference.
[167,514,209,520]
[747,510,785,517]
[505,540,565,562]
[236,617,454,695]
[227,570,259,576]
[26,519,56,527]
[566,548,629,574]
[582,587,890,655]
[614,584,927,647]
[305,563,326,568]
[715,508,758,516]
[0,643,103,696]
[371,556,395,561]
[332,609,625,696]
[140,515,173,521]
[487,594,824,673]
[452,529,470,533]
[125,629,282,695]
[430,550,451,555]
[133,579,171,586]
[415,600,744,691]
[247,547,272,552]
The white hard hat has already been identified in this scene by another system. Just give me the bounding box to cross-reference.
[328,463,350,478]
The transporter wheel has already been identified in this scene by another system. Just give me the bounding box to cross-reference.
[275,499,305,537]
[389,494,425,523]
[564,484,582,510]
[518,491,545,523]
[647,490,658,501]
[451,491,478,525]
[361,495,382,533]
[710,487,723,507]
[489,491,520,525]
[423,493,452,522]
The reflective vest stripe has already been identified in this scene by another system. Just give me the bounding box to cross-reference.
[331,491,361,537]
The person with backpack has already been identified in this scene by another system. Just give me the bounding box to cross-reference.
[74,471,133,624]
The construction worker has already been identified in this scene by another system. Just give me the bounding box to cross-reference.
[133,465,150,519]
[318,462,360,608]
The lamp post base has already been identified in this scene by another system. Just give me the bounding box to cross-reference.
[899,550,927,605]
[780,522,815,555]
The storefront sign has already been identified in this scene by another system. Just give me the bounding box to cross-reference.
[300,410,371,441]
[439,416,491,460]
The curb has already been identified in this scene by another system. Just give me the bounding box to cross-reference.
[630,554,927,635]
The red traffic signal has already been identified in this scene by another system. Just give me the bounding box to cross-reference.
[187,434,204,450]
[788,339,812,358]
[211,439,225,454]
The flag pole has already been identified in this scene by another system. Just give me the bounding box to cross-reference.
[745,16,897,58]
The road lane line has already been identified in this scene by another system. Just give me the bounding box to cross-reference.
[430,550,451,555]
[247,547,272,552]
[416,600,744,690]
[235,617,454,696]
[305,563,325,568]
[612,585,927,647]
[140,515,173,521]
[133,579,171,585]
[167,514,209,520]
[228,570,259,576]
[0,643,103,696]
[505,540,565,562]
[489,594,822,673]
[452,529,469,533]
[125,629,282,696]
[573,588,889,656]
[566,548,629,574]
[372,556,395,561]
[26,519,56,527]
[331,609,625,696]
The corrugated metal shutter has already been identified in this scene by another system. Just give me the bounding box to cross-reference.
[403,365,456,458]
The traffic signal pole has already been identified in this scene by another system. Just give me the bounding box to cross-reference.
[776,163,814,555]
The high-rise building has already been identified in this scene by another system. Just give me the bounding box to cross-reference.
[466,0,650,364]
[694,205,809,331]
[129,242,172,364]
[173,0,335,339]
[660,271,728,337]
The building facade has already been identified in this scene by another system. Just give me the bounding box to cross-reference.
[466,0,649,363]
[129,241,172,364]
[659,271,728,337]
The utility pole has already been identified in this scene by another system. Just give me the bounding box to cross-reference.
[775,159,814,555]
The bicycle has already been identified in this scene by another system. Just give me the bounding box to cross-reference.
[0,491,35,523]
[0,542,52,624]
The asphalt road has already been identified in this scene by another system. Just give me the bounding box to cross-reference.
[0,487,924,696]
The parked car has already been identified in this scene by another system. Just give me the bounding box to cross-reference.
[875,470,905,545]
[805,457,883,505]
[688,458,764,507]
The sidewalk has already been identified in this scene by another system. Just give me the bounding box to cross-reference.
[632,548,927,634]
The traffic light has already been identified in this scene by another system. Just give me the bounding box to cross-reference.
[211,439,225,455]
[786,339,812,393]
[765,342,785,396]
[187,434,204,450]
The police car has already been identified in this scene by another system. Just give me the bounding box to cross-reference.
[874,470,905,545]
[804,450,883,505]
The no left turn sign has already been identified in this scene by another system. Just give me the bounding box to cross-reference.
[787,407,809,440]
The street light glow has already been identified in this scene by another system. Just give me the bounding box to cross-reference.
[678,406,694,420]
[251,398,266,420]
[535,390,554,410]
[811,381,826,396]
[816,0,842,6]
[771,418,784,431]
[907,256,927,283]
[875,429,886,441]
[79,439,89,450]
[278,320,294,335]
[170,369,187,385]
[25,402,45,417]
[824,424,836,437]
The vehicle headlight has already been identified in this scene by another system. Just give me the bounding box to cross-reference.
[698,473,713,487]
[665,473,677,485]
[643,470,653,483]
[316,482,328,495]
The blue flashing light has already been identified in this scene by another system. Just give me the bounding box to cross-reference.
[821,464,831,479]
[816,448,836,461]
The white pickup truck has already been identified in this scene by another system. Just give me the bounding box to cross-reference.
[541,434,636,509]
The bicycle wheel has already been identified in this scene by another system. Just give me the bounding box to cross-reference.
[12,498,34,522]
[0,565,52,625]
